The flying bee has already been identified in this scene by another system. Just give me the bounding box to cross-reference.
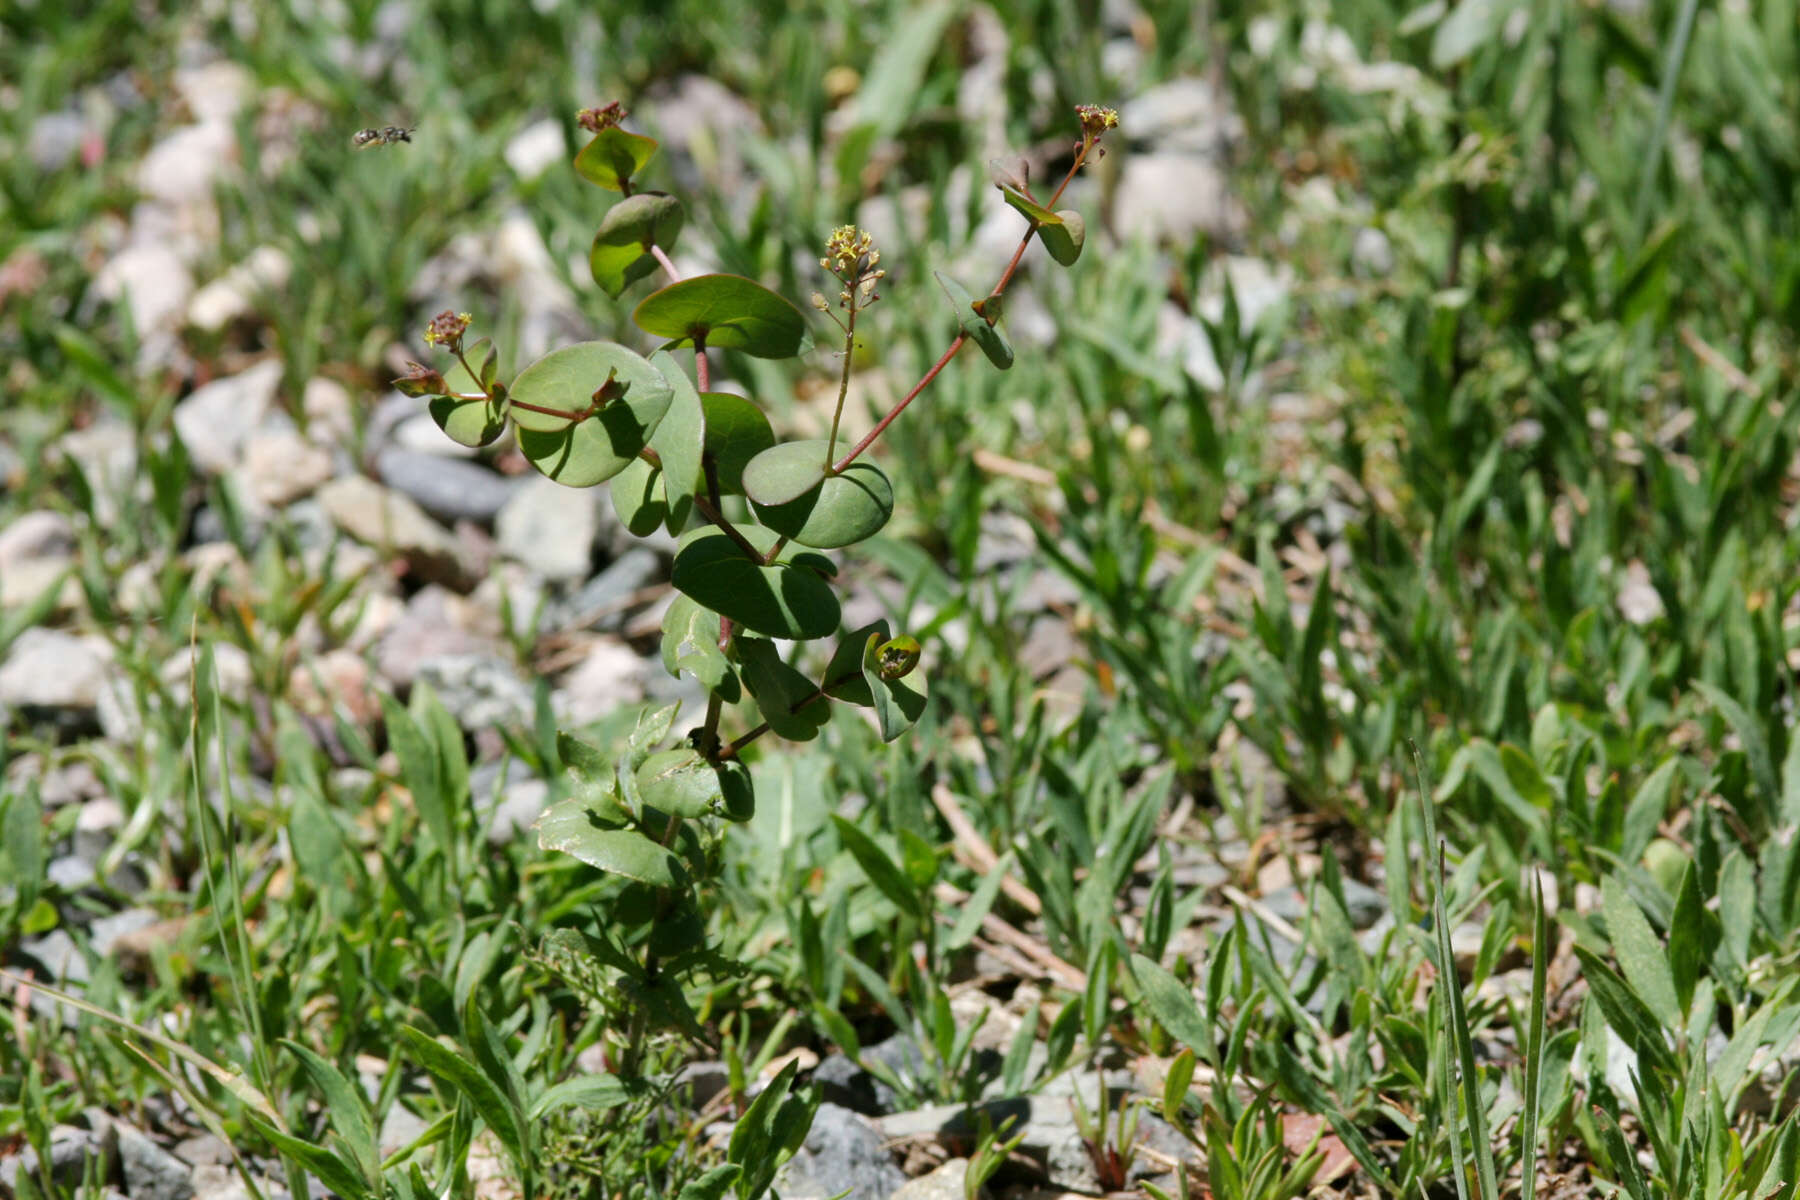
[351,124,414,149]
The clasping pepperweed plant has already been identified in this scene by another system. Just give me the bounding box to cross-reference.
[397,97,1118,1186]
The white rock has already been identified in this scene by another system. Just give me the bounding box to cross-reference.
[496,475,599,583]
[302,376,356,445]
[552,638,649,725]
[94,243,195,340]
[172,359,284,474]
[1617,560,1666,626]
[1120,78,1242,155]
[187,245,292,332]
[173,60,254,127]
[137,121,238,209]
[504,118,566,182]
[0,629,112,710]
[1113,153,1246,244]
[243,429,334,506]
[317,475,471,589]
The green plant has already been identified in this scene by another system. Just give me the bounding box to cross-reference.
[388,97,1119,1185]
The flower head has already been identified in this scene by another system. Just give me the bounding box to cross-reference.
[577,102,628,134]
[423,310,472,352]
[820,226,885,308]
[1075,104,1120,143]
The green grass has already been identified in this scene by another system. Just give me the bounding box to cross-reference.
[4,1,1800,1199]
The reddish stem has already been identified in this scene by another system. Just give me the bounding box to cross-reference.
[831,143,1095,475]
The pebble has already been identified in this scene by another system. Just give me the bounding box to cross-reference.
[116,1122,197,1200]
[376,448,519,524]
[1112,153,1246,245]
[504,118,566,182]
[187,246,292,332]
[890,1158,973,1200]
[302,376,356,446]
[317,474,473,590]
[136,121,237,210]
[374,586,499,687]
[772,1102,906,1200]
[484,777,547,846]
[242,429,335,506]
[93,242,195,347]
[30,111,89,171]
[172,359,285,475]
[496,475,602,583]
[413,653,535,730]
[552,638,651,726]
[0,628,114,723]
[551,547,662,632]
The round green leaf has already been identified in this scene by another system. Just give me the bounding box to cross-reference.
[736,639,830,742]
[609,454,667,536]
[513,342,672,486]
[701,393,775,494]
[534,799,684,885]
[508,341,670,433]
[718,758,754,821]
[574,127,659,192]
[635,748,728,818]
[427,394,505,448]
[741,439,827,507]
[649,351,704,532]
[934,271,1013,370]
[670,524,839,639]
[633,275,812,359]
[590,193,684,298]
[743,441,893,549]
[1038,209,1085,266]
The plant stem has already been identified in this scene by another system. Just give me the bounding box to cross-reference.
[832,145,1093,474]
[826,298,859,469]
[652,244,680,279]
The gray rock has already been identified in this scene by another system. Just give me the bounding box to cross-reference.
[379,1103,432,1160]
[890,1158,971,1200]
[413,653,534,730]
[496,475,602,583]
[376,448,519,525]
[17,928,88,986]
[46,856,98,891]
[552,547,662,632]
[773,1102,905,1200]
[173,360,284,475]
[0,1124,112,1194]
[484,777,547,847]
[1259,878,1387,930]
[30,111,89,170]
[116,1124,196,1200]
[317,475,473,590]
[188,1164,254,1200]
[171,1135,230,1168]
[91,908,163,959]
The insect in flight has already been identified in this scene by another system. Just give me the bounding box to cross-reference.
[351,124,415,149]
